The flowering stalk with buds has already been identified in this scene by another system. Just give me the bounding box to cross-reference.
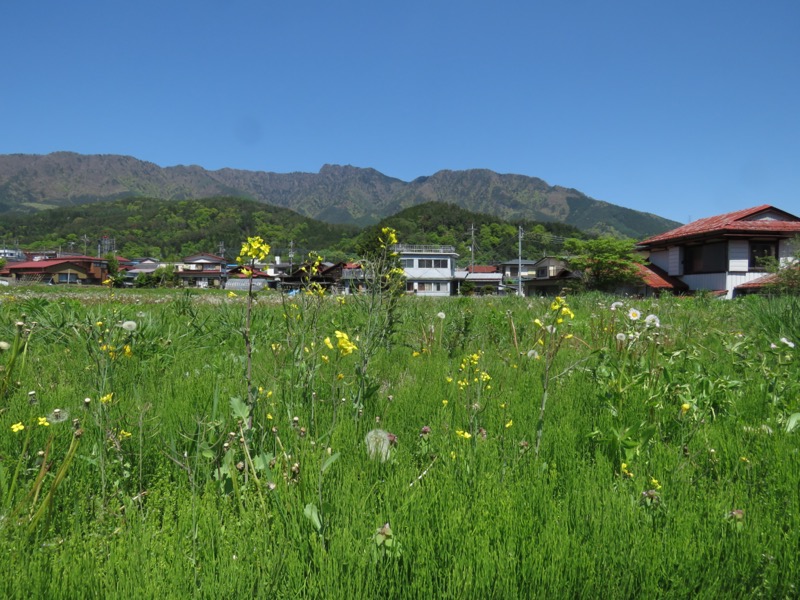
[236,236,271,412]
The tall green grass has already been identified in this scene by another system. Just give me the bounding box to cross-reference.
[0,288,797,598]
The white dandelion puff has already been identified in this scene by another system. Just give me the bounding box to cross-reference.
[610,302,623,311]
[780,337,795,348]
[121,321,138,332]
[644,314,660,328]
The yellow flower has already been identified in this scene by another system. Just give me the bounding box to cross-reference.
[337,373,344,380]
[334,331,358,355]
[321,355,329,363]
[100,393,114,404]
[445,376,453,383]
[442,399,448,406]
[238,236,271,263]
[650,477,662,490]
[534,318,543,328]
[267,413,273,420]
[37,416,49,427]
[228,291,237,298]
[96,321,103,327]
[123,344,133,358]
[337,297,346,305]
[118,429,132,440]
[450,451,457,460]
[740,456,749,463]
[681,403,691,414]
[505,420,513,429]
[456,430,472,439]
[412,351,420,357]
[11,422,24,433]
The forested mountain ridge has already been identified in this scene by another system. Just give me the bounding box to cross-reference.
[0,152,680,238]
[0,197,588,264]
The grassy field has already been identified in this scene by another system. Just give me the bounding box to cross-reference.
[0,285,798,598]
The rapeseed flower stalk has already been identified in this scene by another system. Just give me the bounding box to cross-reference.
[236,236,272,415]
[529,296,583,460]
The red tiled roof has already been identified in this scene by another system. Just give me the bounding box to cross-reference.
[639,205,800,247]
[636,263,689,290]
[4,258,95,270]
[735,273,778,290]
[467,265,499,273]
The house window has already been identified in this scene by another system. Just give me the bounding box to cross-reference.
[684,242,727,274]
[417,259,448,269]
[400,259,415,268]
[750,242,777,271]
[57,273,79,283]
[537,267,548,279]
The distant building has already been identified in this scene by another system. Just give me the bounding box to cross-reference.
[394,244,459,296]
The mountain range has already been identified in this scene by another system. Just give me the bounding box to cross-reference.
[0,152,681,238]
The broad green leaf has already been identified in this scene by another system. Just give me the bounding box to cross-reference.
[229,396,250,422]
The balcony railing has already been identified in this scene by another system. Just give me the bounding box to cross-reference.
[392,244,456,254]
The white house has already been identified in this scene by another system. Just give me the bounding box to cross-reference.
[637,205,800,298]
[393,244,458,296]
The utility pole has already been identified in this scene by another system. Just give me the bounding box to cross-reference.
[470,224,475,272]
[518,226,523,297]
[289,241,295,272]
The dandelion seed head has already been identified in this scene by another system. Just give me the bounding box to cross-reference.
[121,321,138,332]
[644,314,660,328]
[437,312,446,320]
[610,301,623,311]
[0,341,10,351]
[616,333,627,342]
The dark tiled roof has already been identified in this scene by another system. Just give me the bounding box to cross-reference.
[640,205,800,247]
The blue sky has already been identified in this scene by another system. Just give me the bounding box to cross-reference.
[2,1,799,225]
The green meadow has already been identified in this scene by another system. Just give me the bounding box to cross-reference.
[0,285,798,599]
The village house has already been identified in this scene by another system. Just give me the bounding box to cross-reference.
[174,253,228,288]
[637,205,800,298]
[0,255,110,285]
[394,244,459,296]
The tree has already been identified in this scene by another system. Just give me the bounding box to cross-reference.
[762,235,800,295]
[564,237,642,292]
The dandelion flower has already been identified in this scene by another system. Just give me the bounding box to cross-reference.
[628,308,641,321]
[681,403,691,414]
[121,321,138,331]
[644,314,660,328]
[11,422,24,433]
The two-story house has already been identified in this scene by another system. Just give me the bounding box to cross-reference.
[175,253,228,288]
[637,205,800,298]
[394,244,458,296]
